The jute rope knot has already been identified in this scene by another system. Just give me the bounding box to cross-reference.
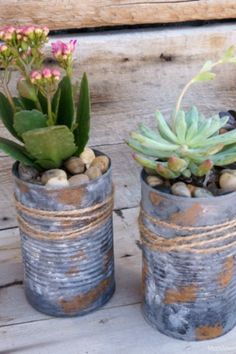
[15,192,114,241]
[139,206,236,254]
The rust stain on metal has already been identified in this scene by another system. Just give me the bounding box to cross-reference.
[56,188,84,206]
[149,192,166,206]
[65,267,80,276]
[103,248,113,271]
[218,256,234,288]
[142,258,148,295]
[17,180,29,194]
[169,203,203,226]
[195,323,223,340]
[164,285,197,304]
[70,250,86,261]
[59,277,111,313]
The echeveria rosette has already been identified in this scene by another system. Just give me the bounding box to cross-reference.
[0,26,91,171]
[127,47,236,180]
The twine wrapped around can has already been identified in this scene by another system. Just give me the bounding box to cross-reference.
[13,151,115,317]
[138,170,236,341]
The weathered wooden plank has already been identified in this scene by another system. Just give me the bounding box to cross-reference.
[2,25,236,147]
[0,208,141,327]
[1,0,236,30]
[2,303,236,354]
[0,143,141,230]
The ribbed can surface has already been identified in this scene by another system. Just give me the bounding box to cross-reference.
[139,170,236,341]
[13,150,115,317]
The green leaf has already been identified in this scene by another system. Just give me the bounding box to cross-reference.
[17,80,38,102]
[74,73,91,155]
[200,60,213,73]
[22,125,77,169]
[56,76,74,128]
[192,71,216,83]
[0,137,35,166]
[127,138,172,158]
[155,110,178,143]
[131,132,178,151]
[175,110,187,144]
[0,92,21,141]
[13,110,48,137]
[37,91,48,115]
[20,96,37,110]
[52,88,61,120]
[222,46,235,62]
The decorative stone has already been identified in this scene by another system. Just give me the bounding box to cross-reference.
[45,177,69,188]
[79,147,96,168]
[219,171,236,192]
[193,187,213,198]
[64,156,85,174]
[146,175,163,187]
[41,169,67,185]
[69,174,89,186]
[85,166,102,180]
[90,156,109,174]
[171,182,191,198]
[18,164,39,182]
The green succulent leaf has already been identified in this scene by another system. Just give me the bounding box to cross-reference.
[131,132,178,151]
[22,125,77,169]
[192,71,216,83]
[0,137,35,166]
[13,110,48,137]
[127,138,172,158]
[200,60,213,73]
[0,92,21,141]
[156,163,180,179]
[19,96,37,110]
[52,88,61,120]
[74,73,91,155]
[155,111,178,143]
[132,153,157,170]
[222,46,235,62]
[174,110,187,143]
[56,76,74,128]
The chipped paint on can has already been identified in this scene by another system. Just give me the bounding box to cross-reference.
[139,170,236,341]
[13,150,115,317]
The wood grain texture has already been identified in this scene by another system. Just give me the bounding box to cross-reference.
[1,0,236,29]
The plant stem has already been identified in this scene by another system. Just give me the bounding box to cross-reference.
[173,79,193,127]
[3,70,15,112]
[47,94,53,125]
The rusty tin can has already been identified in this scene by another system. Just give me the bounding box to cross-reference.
[13,150,115,317]
[139,170,236,341]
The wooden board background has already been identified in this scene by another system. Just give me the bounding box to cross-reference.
[0,18,236,354]
[1,0,236,30]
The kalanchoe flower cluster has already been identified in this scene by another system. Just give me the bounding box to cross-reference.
[0,25,91,171]
[0,25,49,47]
[51,40,77,75]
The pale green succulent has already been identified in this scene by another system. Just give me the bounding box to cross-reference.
[128,47,236,179]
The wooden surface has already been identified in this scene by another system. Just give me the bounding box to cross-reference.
[1,0,236,30]
[1,24,236,353]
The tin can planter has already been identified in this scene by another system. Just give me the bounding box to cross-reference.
[13,150,115,317]
[138,170,236,341]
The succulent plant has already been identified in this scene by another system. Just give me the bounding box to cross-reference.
[0,26,90,170]
[128,47,236,179]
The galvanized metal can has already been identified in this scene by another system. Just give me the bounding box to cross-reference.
[13,150,115,317]
[139,170,236,341]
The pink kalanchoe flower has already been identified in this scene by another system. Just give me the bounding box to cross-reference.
[42,67,52,79]
[51,39,77,57]
[0,44,8,52]
[51,68,61,80]
[30,70,42,83]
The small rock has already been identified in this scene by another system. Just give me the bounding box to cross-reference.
[90,156,109,174]
[79,147,96,168]
[146,175,163,187]
[64,156,85,174]
[193,187,213,198]
[41,169,67,185]
[219,171,236,192]
[219,128,228,134]
[46,176,69,188]
[18,164,39,182]
[69,174,89,186]
[85,166,102,180]
[171,182,191,198]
